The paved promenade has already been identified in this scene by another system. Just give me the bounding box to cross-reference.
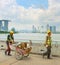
[0,50,60,65]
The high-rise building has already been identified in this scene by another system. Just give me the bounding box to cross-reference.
[0,20,2,31]
[0,20,10,31]
[46,24,50,31]
[32,25,37,33]
[50,26,56,33]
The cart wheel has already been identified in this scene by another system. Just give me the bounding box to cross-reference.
[24,53,29,57]
[15,51,23,60]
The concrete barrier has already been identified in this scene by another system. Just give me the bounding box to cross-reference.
[0,41,60,57]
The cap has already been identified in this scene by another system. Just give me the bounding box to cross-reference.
[10,31,14,34]
[47,30,51,34]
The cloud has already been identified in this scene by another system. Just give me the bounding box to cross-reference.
[48,0,60,8]
[38,0,60,23]
[0,0,60,30]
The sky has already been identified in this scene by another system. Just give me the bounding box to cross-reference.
[0,0,60,31]
[16,0,48,9]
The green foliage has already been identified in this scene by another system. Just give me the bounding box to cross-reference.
[0,31,9,34]
[0,31,18,34]
[10,27,16,32]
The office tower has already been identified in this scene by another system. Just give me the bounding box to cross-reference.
[50,26,56,33]
[0,20,10,31]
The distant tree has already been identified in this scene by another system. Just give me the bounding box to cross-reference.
[11,27,16,32]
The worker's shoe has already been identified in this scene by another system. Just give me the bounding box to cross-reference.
[8,54,12,56]
[42,53,44,58]
[5,51,7,55]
